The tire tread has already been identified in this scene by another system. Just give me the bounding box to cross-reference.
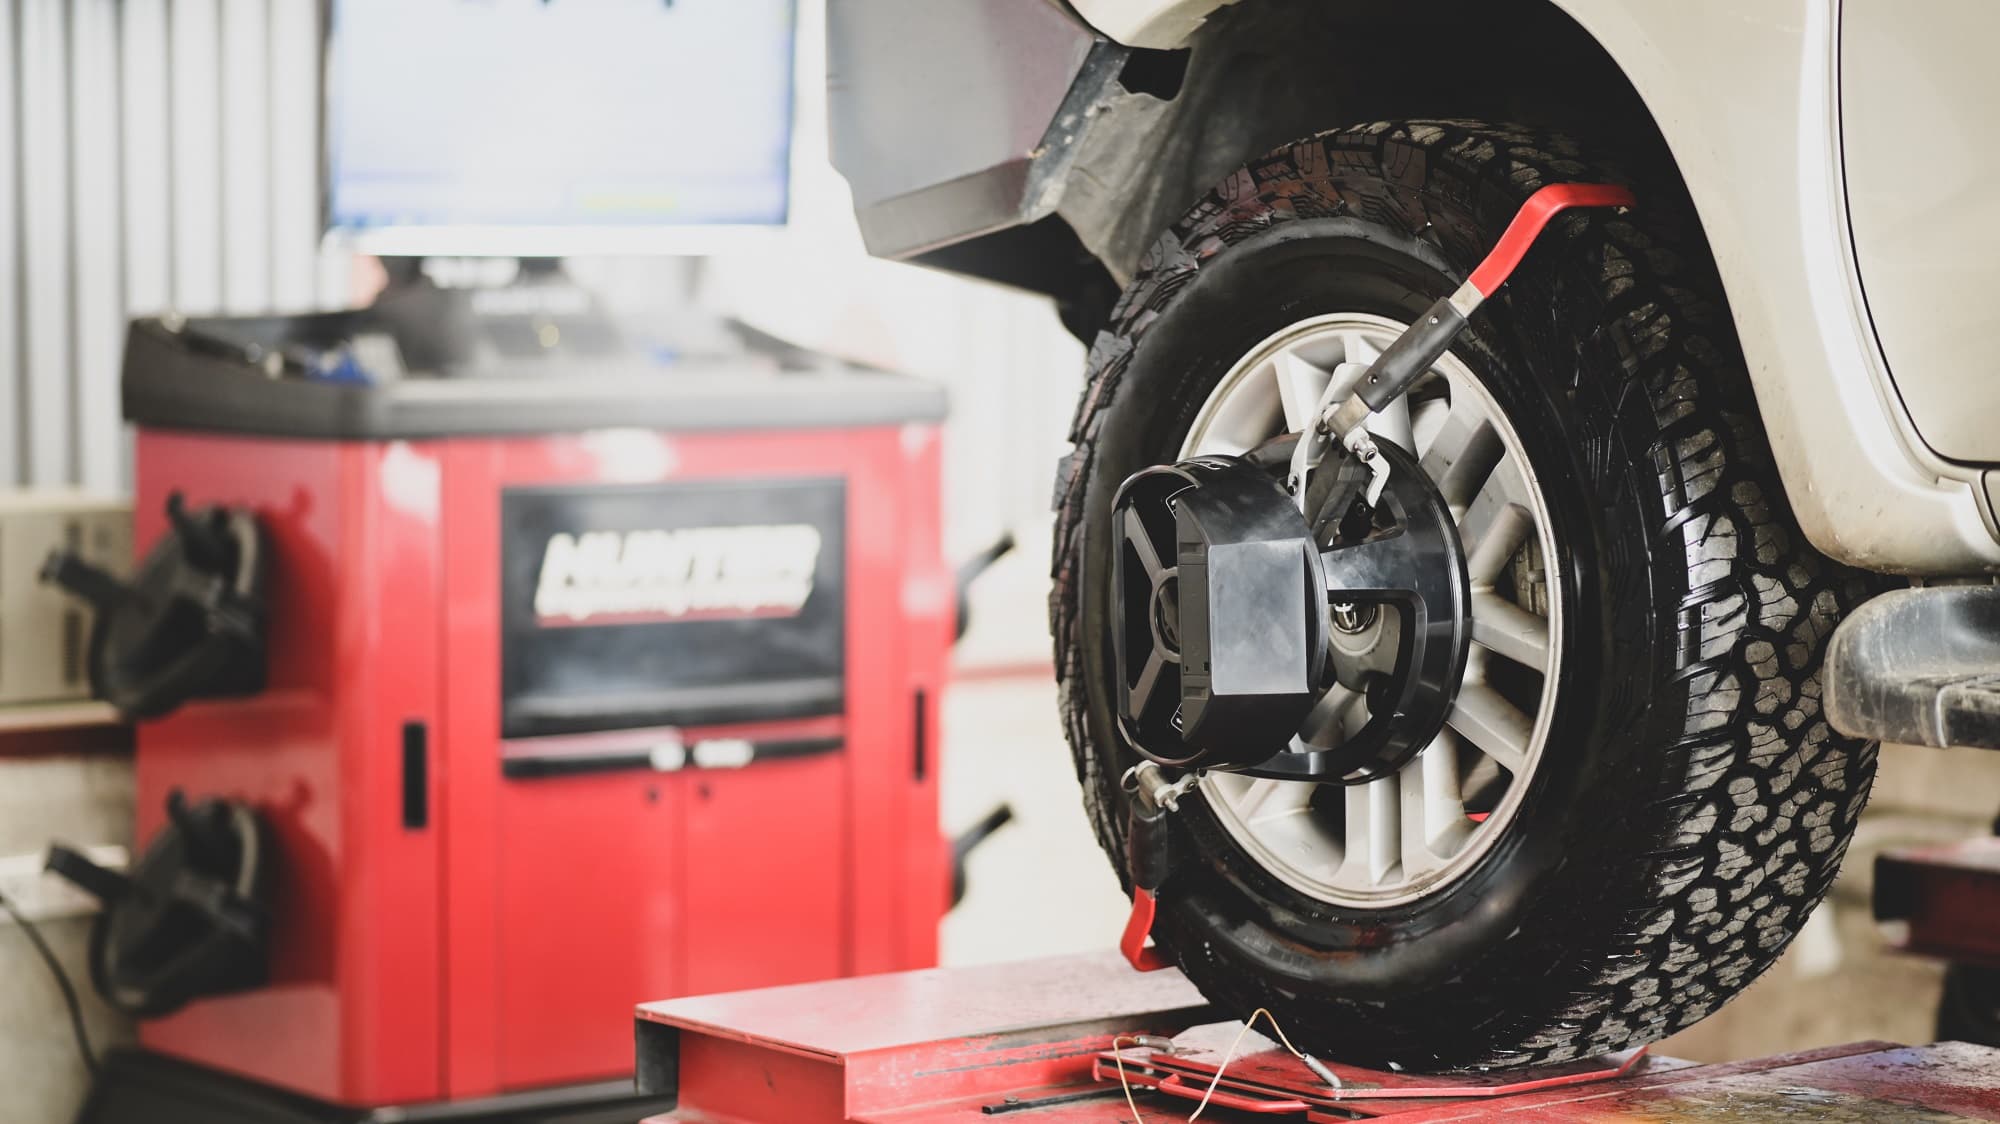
[1048,120,1878,1067]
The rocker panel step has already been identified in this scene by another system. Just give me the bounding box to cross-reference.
[1826,585,2000,749]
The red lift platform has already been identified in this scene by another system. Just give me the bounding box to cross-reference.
[1877,834,2000,966]
[634,953,2000,1123]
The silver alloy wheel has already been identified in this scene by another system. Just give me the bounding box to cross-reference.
[1183,313,1563,909]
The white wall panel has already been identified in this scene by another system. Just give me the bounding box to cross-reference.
[168,0,223,313]
[4,0,346,492]
[19,0,73,485]
[268,0,321,312]
[120,0,173,318]
[0,2,20,485]
[71,0,123,491]
[220,0,271,312]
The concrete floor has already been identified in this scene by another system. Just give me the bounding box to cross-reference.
[940,542,2000,1064]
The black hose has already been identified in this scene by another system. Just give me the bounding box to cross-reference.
[0,887,98,1075]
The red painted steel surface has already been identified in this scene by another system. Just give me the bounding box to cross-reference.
[1400,1040,2000,1122]
[131,417,950,1107]
[134,434,446,1102]
[1876,835,2000,967]
[641,956,2000,1123]
[1100,1022,1649,1110]
[637,953,1213,1124]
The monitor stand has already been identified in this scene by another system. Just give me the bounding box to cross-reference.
[359,255,821,379]
[366,257,635,374]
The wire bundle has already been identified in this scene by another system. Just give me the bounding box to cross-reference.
[1109,1006,1336,1122]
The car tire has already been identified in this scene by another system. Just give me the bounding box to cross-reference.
[1048,120,1879,1069]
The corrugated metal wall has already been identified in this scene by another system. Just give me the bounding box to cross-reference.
[1,0,349,492]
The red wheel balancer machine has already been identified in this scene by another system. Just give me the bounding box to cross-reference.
[70,314,955,1120]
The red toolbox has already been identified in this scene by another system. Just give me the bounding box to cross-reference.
[111,315,954,1108]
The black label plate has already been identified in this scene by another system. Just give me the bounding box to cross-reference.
[500,478,846,738]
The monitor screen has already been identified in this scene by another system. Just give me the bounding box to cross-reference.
[325,0,795,255]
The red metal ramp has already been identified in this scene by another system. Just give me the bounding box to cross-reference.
[634,953,2000,1122]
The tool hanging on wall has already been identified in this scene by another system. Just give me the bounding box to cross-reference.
[40,492,267,721]
[45,790,272,1018]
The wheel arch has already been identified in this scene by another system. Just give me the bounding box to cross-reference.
[1048,0,1707,288]
[1029,0,2000,574]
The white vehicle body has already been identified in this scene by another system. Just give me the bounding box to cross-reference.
[1072,0,2000,573]
[829,0,2000,1063]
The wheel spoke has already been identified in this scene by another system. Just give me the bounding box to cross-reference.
[1300,683,1367,747]
[1420,398,1504,516]
[1464,502,1533,586]
[1338,774,1402,887]
[1123,506,1170,583]
[1419,729,1470,850]
[1398,755,1436,880]
[1398,731,1474,882]
[1469,589,1550,672]
[1334,776,1400,889]
[1198,372,1285,455]
[1233,779,1344,886]
[1339,329,1383,368]
[1235,777,1317,824]
[1274,351,1332,434]
[1336,784,1368,888]
[1447,682,1533,774]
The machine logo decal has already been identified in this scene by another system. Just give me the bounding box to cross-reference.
[532,523,824,626]
[501,476,846,738]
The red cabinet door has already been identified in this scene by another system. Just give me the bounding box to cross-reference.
[680,752,850,996]
[495,766,686,1090]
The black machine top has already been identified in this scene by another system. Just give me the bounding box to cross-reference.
[122,310,947,441]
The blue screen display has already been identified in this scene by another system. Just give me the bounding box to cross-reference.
[326,0,794,236]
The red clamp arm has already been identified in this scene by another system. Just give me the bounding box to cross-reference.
[1465,182,1636,299]
[1341,181,1635,418]
[1120,888,1173,972]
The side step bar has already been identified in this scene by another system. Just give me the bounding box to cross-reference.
[1825,585,2000,749]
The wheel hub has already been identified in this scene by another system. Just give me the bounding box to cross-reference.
[1331,602,1377,634]
[1148,311,1564,909]
[1112,441,1470,783]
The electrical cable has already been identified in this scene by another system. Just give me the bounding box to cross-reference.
[1110,1006,1335,1123]
[1110,1034,1148,1123]
[0,887,99,1075]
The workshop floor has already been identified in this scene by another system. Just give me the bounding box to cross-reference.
[940,530,2000,1062]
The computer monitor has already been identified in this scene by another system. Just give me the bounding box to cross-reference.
[324,0,796,257]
